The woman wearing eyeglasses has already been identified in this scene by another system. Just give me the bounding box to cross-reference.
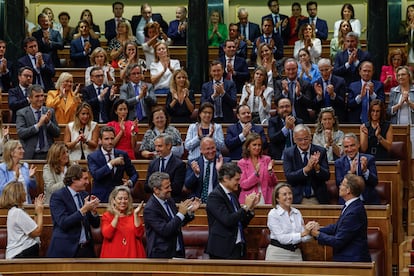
[312,107,344,161]
[361,99,393,160]
[380,49,407,93]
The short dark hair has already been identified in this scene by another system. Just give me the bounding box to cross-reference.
[99,125,116,139]
[37,13,48,24]
[112,1,124,10]
[58,11,70,20]
[267,0,278,8]
[210,60,224,69]
[236,103,251,115]
[218,162,241,182]
[149,106,170,129]
[23,36,37,48]
[90,66,103,77]
[18,66,33,76]
[307,1,318,9]
[111,99,129,122]
[343,173,365,197]
[63,165,87,186]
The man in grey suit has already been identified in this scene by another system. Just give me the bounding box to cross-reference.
[16,84,60,159]
[120,63,156,123]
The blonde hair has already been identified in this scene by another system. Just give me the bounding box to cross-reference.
[3,140,22,170]
[55,72,73,90]
[170,69,189,93]
[46,142,70,175]
[106,186,134,215]
[73,102,93,131]
[89,47,109,66]
[0,181,26,208]
[153,41,170,62]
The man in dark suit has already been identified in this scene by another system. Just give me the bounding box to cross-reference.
[313,58,347,123]
[81,67,116,123]
[262,0,290,45]
[219,40,250,93]
[8,67,33,123]
[32,13,64,67]
[274,58,315,123]
[132,3,168,45]
[47,165,100,258]
[252,18,284,63]
[167,6,187,46]
[87,126,138,202]
[185,137,229,203]
[206,162,260,259]
[0,40,13,92]
[144,134,186,203]
[201,60,237,123]
[119,63,156,122]
[333,32,371,85]
[18,36,55,92]
[268,98,303,160]
[70,20,100,68]
[298,1,328,41]
[347,61,385,123]
[283,124,330,204]
[16,84,60,160]
[309,173,372,262]
[225,104,267,160]
[334,133,380,205]
[144,172,201,258]
[105,1,129,42]
[237,8,261,46]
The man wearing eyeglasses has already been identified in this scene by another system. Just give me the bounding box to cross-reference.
[283,124,330,204]
[314,58,347,123]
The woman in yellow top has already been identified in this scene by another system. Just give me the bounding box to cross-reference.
[46,72,81,124]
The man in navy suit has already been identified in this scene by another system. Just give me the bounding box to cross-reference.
[334,133,380,205]
[8,67,33,123]
[310,173,372,262]
[283,124,330,204]
[225,104,267,160]
[144,172,201,258]
[167,6,187,46]
[274,58,315,123]
[105,2,129,42]
[0,40,13,92]
[298,1,328,41]
[70,20,100,68]
[206,162,260,259]
[132,3,168,45]
[262,0,290,45]
[333,32,371,85]
[313,58,347,123]
[219,40,250,93]
[87,126,138,202]
[185,137,229,203]
[252,18,284,63]
[268,98,303,160]
[18,36,55,92]
[81,67,116,123]
[32,13,64,67]
[47,165,100,258]
[237,8,261,46]
[347,61,385,123]
[201,60,237,123]
[144,134,186,203]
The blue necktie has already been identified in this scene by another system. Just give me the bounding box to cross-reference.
[134,84,143,120]
[164,201,174,220]
[324,81,331,107]
[36,110,45,150]
[303,152,312,197]
[75,193,89,242]
[361,92,369,123]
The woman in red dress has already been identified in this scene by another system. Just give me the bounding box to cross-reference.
[100,186,145,258]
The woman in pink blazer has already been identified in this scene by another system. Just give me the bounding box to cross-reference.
[238,133,277,204]
[380,48,406,93]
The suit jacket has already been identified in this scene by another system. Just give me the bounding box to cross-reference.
[267,115,303,160]
[219,56,250,93]
[225,122,267,160]
[237,22,261,44]
[317,198,371,262]
[81,84,115,123]
[335,153,380,204]
[252,34,284,62]
[262,13,290,45]
[144,155,186,203]
[46,186,100,257]
[0,60,13,92]
[201,80,237,123]
[70,37,100,68]
[205,184,254,258]
[274,78,315,123]
[104,17,130,42]
[119,81,157,121]
[18,54,55,92]
[387,85,414,124]
[143,194,193,258]
[347,80,385,123]
[8,86,30,123]
[299,17,328,40]
[283,144,330,204]
[219,40,247,60]
[167,19,187,46]
[333,49,372,85]
[313,75,347,123]
[16,106,60,159]
[131,14,168,40]
[184,155,231,199]
[32,28,64,67]
[87,148,138,202]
